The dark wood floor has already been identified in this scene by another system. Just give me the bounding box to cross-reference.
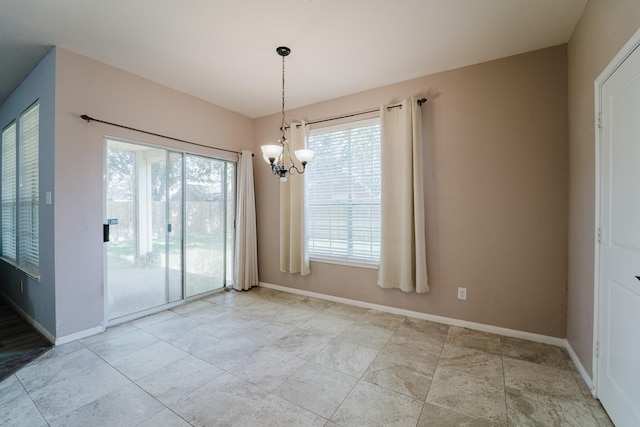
[0,297,51,382]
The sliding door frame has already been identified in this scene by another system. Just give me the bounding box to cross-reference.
[103,135,237,327]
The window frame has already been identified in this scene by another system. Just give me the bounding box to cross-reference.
[0,100,40,280]
[17,101,40,278]
[306,117,381,269]
[1,120,17,263]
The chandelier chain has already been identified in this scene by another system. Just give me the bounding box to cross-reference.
[281,52,286,137]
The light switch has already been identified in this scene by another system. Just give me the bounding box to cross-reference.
[46,191,52,205]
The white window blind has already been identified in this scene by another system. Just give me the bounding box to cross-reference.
[18,102,39,276]
[307,118,381,265]
[1,122,17,260]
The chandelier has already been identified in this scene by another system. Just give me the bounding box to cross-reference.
[261,46,313,182]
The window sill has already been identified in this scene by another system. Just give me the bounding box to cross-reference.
[310,257,379,270]
[0,257,41,282]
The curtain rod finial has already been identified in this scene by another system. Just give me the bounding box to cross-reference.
[80,114,92,122]
[417,98,427,106]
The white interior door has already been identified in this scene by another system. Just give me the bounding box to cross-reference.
[598,43,640,427]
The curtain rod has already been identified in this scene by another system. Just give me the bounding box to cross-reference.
[290,97,427,129]
[79,114,253,157]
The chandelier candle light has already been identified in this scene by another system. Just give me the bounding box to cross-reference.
[261,46,313,182]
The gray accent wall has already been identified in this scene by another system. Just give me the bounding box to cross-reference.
[0,47,56,338]
[2,47,253,341]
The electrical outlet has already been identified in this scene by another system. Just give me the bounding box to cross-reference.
[457,287,467,300]
[20,280,24,293]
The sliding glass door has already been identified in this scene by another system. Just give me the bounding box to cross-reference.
[151,150,183,304]
[185,155,236,297]
[105,138,235,322]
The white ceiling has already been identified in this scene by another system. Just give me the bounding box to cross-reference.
[0,0,586,118]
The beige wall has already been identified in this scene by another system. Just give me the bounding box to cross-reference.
[567,0,640,376]
[54,49,252,337]
[254,45,568,338]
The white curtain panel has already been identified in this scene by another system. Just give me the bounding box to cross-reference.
[280,121,311,275]
[377,97,429,293]
[234,150,259,290]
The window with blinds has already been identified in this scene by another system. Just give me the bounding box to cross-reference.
[306,118,381,266]
[18,102,39,276]
[1,122,17,261]
[0,102,39,277]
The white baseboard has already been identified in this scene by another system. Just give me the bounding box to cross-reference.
[0,291,55,344]
[55,325,105,346]
[565,339,595,395]
[258,282,566,347]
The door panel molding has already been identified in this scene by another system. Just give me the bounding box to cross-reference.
[594,26,640,426]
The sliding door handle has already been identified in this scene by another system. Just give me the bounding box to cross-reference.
[104,218,118,242]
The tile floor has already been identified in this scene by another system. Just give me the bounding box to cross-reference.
[0,287,614,426]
